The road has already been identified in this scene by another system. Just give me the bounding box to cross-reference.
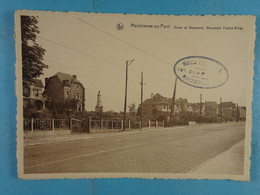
[24,122,245,174]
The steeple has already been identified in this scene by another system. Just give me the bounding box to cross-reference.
[95,91,103,113]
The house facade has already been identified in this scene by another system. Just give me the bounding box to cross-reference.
[175,98,188,112]
[239,106,246,120]
[205,101,219,118]
[43,72,85,111]
[219,101,236,120]
[23,79,46,111]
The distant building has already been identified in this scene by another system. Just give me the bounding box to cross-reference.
[239,106,246,120]
[142,93,181,118]
[176,98,188,112]
[23,79,46,111]
[205,101,218,118]
[43,72,85,111]
[219,101,236,120]
[187,103,205,116]
[95,91,103,113]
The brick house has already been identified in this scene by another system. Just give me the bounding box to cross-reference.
[23,79,46,111]
[43,72,85,111]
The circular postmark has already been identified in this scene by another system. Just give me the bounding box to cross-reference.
[174,56,229,89]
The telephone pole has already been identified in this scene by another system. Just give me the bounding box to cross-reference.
[199,93,202,125]
[170,78,177,127]
[220,97,222,119]
[123,59,135,131]
[236,103,239,122]
[140,72,144,129]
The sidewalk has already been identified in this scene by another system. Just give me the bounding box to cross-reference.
[24,123,237,147]
[189,139,245,175]
[24,127,165,146]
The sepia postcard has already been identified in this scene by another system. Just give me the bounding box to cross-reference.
[15,10,256,180]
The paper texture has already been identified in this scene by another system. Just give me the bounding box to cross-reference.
[15,10,255,180]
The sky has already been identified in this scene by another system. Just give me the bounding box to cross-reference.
[23,12,255,112]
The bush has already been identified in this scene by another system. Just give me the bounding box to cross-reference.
[195,116,219,123]
[172,119,189,126]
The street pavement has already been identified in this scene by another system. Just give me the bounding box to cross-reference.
[24,122,245,174]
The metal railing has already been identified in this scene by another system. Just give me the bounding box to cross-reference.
[24,118,165,131]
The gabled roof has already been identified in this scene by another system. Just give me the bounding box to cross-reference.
[32,79,44,88]
[189,103,200,111]
[55,72,81,84]
[143,93,171,105]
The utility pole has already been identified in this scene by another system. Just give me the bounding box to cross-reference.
[236,103,239,122]
[123,59,135,131]
[220,97,223,120]
[140,72,144,129]
[170,78,177,127]
[199,93,202,125]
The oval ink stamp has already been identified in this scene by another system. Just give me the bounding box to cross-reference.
[174,56,229,89]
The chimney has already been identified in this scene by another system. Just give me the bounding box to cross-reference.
[72,75,77,79]
[151,93,154,98]
[45,78,48,87]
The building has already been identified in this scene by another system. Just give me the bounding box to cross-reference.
[23,79,46,111]
[175,98,188,112]
[142,93,181,118]
[43,72,85,111]
[239,106,246,120]
[95,91,103,113]
[187,103,205,116]
[205,101,219,118]
[219,101,236,120]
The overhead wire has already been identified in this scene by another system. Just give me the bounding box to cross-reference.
[38,36,174,84]
[78,18,173,67]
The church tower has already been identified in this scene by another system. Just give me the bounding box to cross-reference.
[95,91,103,113]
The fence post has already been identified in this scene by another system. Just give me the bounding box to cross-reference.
[31,118,34,132]
[129,120,131,130]
[70,117,72,130]
[149,120,151,128]
[101,119,103,130]
[52,119,54,131]
[156,120,158,127]
[89,118,91,131]
[121,120,123,130]
[163,120,164,127]
[112,120,113,130]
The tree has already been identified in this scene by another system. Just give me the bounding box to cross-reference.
[128,103,136,114]
[21,15,48,83]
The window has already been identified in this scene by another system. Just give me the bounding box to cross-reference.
[35,89,42,97]
[77,103,82,111]
[74,93,79,100]
[65,90,70,99]
[23,86,30,97]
